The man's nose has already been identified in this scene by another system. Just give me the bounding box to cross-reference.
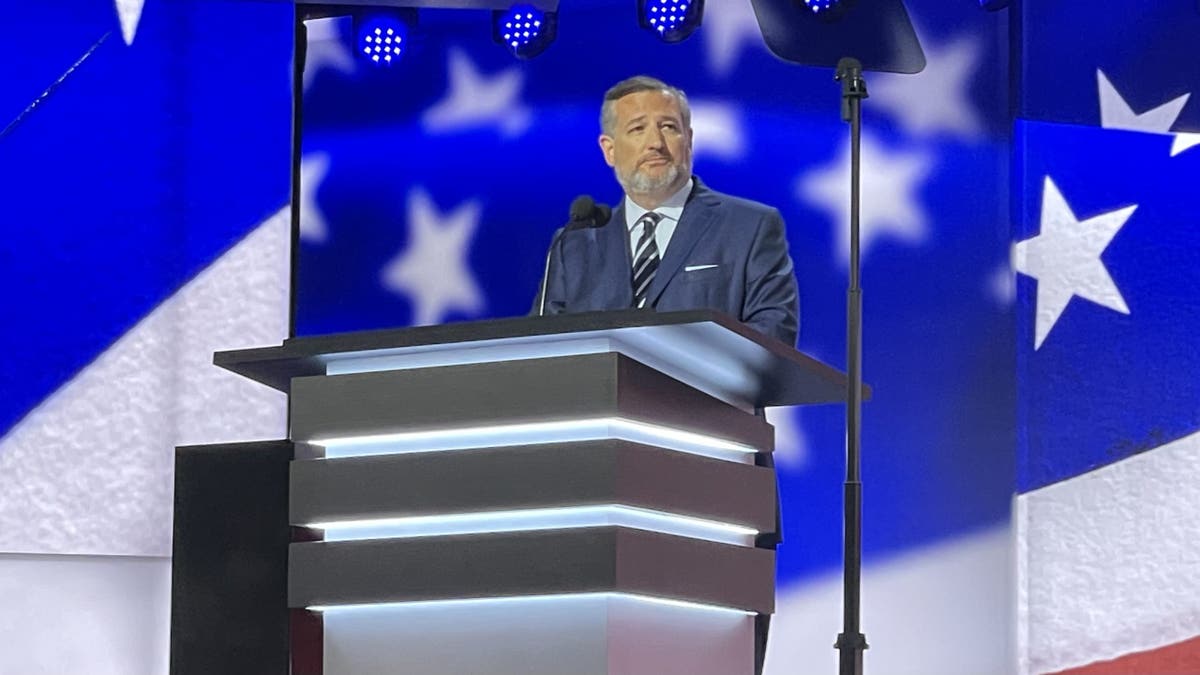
[645,128,666,150]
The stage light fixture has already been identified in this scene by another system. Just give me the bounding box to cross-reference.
[353,10,416,66]
[638,0,705,43]
[796,0,857,22]
[493,4,557,59]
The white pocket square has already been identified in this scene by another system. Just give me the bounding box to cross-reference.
[684,264,719,272]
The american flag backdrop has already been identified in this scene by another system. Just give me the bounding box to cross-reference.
[0,2,292,673]
[1014,2,1200,674]
[0,0,1196,674]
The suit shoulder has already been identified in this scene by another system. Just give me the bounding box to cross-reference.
[703,188,782,221]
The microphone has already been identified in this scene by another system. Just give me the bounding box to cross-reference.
[537,195,611,316]
[568,195,596,223]
[593,203,613,228]
[566,195,611,231]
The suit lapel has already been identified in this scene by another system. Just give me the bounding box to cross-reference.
[645,179,720,308]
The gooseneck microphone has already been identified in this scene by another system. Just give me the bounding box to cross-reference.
[567,194,597,223]
[566,195,612,229]
[537,195,611,316]
[592,202,613,228]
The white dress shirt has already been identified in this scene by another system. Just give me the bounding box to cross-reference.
[624,178,693,258]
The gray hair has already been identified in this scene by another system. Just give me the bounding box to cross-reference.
[600,75,691,136]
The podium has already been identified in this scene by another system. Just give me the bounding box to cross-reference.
[171,309,851,675]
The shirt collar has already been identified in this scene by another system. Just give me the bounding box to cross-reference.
[625,178,694,231]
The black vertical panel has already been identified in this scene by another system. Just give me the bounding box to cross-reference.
[170,440,293,675]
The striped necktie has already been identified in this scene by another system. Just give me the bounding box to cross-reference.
[631,211,663,308]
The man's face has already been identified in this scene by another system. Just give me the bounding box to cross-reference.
[599,90,693,200]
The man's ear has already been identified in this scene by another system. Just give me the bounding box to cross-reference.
[598,134,616,167]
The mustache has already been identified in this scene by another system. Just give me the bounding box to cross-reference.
[638,153,672,164]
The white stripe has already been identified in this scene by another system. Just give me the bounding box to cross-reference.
[0,553,171,674]
[634,273,654,299]
[633,257,656,284]
[0,210,290,556]
[633,236,656,264]
[768,526,1012,675]
[1016,430,1200,675]
[633,247,653,271]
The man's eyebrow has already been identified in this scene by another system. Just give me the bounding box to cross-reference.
[624,114,648,126]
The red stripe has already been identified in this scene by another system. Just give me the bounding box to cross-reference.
[1048,635,1200,675]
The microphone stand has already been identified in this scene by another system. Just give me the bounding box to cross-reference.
[536,233,559,316]
[537,201,611,316]
[833,56,868,675]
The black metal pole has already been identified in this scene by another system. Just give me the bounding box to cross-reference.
[288,15,306,340]
[834,56,868,675]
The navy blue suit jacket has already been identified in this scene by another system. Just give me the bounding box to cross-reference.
[537,178,799,346]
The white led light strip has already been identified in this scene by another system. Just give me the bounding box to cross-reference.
[312,416,759,463]
[308,592,754,617]
[324,336,618,376]
[308,504,758,546]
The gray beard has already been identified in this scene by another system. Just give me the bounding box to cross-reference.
[616,162,687,196]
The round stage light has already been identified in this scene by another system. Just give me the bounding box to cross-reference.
[493,4,557,59]
[804,0,839,12]
[355,13,412,66]
[797,0,857,22]
[638,0,705,43]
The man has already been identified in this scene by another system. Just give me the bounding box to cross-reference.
[536,75,796,675]
[536,75,800,347]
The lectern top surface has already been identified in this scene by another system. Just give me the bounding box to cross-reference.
[214,309,859,407]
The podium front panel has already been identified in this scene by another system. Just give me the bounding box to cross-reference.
[322,594,756,675]
[289,352,774,455]
[289,440,777,536]
[289,527,775,614]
